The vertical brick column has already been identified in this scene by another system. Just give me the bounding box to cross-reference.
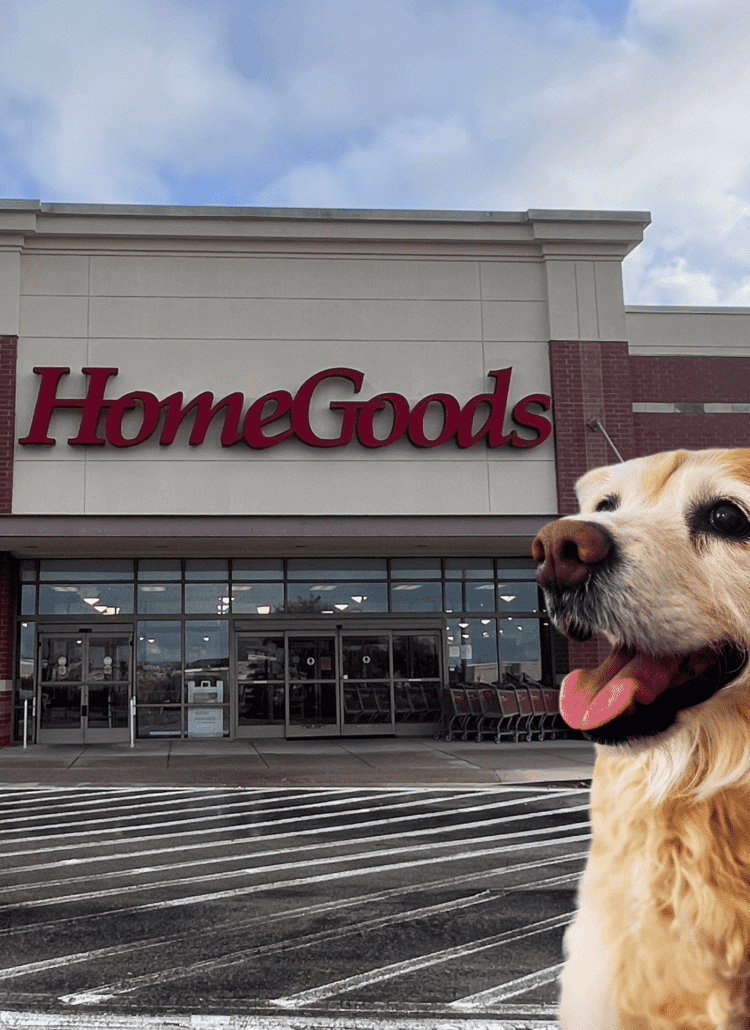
[0,338,17,746]
[549,341,636,671]
[0,554,14,746]
[0,337,17,515]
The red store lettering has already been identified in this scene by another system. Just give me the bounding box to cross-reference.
[18,366,552,451]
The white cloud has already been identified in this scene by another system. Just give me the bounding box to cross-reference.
[0,0,277,201]
[1,0,750,305]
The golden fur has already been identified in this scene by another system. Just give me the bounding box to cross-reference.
[552,448,750,1030]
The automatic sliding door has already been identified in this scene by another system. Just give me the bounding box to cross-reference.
[38,631,132,744]
[341,633,393,735]
[287,635,339,736]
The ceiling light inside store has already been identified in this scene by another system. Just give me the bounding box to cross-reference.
[83,596,100,605]
[351,596,366,603]
[334,603,349,611]
[256,606,271,614]
[94,605,107,613]
[500,595,516,603]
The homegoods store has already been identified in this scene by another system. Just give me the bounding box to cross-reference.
[1,201,746,744]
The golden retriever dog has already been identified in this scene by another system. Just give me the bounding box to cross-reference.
[532,448,750,1030]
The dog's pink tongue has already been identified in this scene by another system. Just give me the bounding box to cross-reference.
[560,647,683,730]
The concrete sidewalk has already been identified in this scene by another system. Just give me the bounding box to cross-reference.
[0,736,596,788]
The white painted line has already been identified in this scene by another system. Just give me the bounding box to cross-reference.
[450,963,566,1009]
[0,822,591,911]
[0,788,236,822]
[0,804,590,895]
[0,788,579,858]
[270,913,574,1008]
[0,1009,563,1029]
[0,788,408,839]
[0,847,584,941]
[59,891,500,1002]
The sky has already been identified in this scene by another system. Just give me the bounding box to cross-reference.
[0,0,748,306]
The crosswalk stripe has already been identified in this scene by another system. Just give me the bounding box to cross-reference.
[270,914,574,1007]
[450,963,566,1008]
[0,788,412,840]
[0,848,585,941]
[0,788,582,860]
[59,890,502,1003]
[0,804,590,895]
[0,821,591,910]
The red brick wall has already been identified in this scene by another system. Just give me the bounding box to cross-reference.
[549,341,634,670]
[631,356,750,403]
[0,337,17,515]
[0,338,17,746]
[0,553,14,746]
[549,350,750,675]
[631,355,750,455]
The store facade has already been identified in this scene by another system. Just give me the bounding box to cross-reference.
[3,201,746,745]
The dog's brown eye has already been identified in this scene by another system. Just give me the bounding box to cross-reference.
[709,503,749,536]
[596,495,619,513]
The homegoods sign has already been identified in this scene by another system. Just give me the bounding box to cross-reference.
[19,366,552,451]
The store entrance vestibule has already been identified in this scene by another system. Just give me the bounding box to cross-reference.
[236,625,444,738]
[37,628,133,744]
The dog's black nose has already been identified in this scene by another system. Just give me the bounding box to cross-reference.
[532,520,613,592]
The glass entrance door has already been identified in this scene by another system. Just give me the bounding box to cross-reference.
[287,635,340,736]
[38,631,132,744]
[283,628,442,738]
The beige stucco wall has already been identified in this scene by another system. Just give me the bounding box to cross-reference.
[6,204,650,518]
[626,306,750,355]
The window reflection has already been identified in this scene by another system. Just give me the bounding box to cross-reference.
[447,618,498,685]
[499,617,543,682]
[391,582,442,612]
[136,621,182,704]
[39,583,134,616]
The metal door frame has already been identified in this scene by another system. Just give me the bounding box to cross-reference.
[37,626,133,744]
[285,630,342,738]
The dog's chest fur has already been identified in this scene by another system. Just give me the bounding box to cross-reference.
[565,749,750,1030]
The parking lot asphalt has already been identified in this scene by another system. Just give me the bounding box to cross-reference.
[0,737,596,788]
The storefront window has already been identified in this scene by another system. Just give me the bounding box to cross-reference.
[39,583,134,616]
[285,583,387,613]
[390,559,441,579]
[185,559,229,580]
[443,581,462,611]
[14,622,34,741]
[497,581,539,612]
[185,621,229,738]
[444,559,494,579]
[464,582,497,612]
[447,617,499,684]
[233,559,283,581]
[136,621,182,705]
[499,617,543,682]
[138,559,181,580]
[231,583,284,614]
[40,559,134,581]
[184,582,230,614]
[390,581,442,612]
[137,584,182,614]
[21,585,35,615]
[287,559,387,580]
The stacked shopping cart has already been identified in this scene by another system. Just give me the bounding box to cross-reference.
[437,672,569,743]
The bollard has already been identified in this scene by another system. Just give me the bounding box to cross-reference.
[130,696,136,748]
[23,699,28,749]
